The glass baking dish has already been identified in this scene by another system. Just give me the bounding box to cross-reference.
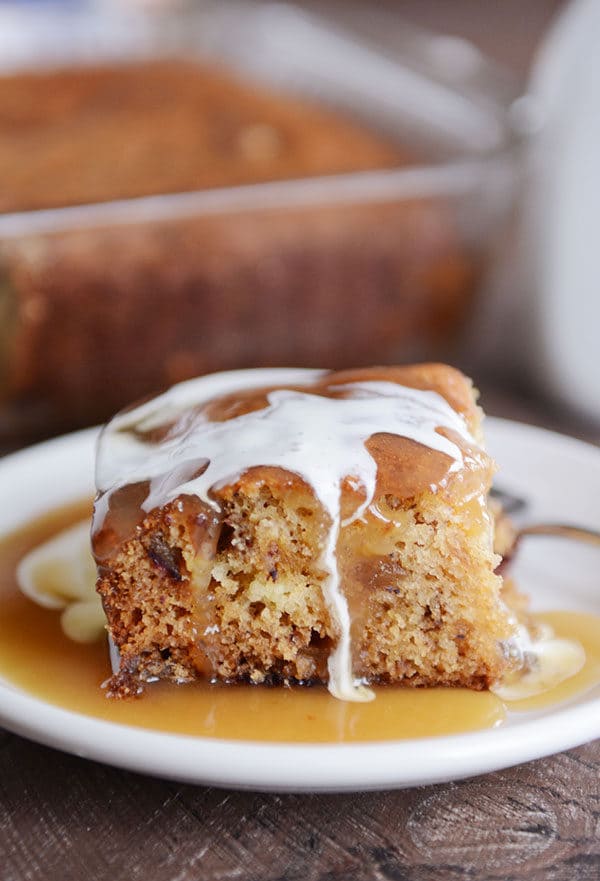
[0,1,523,445]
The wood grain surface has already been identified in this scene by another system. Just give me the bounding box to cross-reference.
[1,732,598,881]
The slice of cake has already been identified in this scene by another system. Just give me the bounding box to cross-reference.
[92,365,522,700]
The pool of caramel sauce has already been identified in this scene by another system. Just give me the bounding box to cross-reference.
[1,501,599,743]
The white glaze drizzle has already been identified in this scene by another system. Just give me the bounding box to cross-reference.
[95,369,477,701]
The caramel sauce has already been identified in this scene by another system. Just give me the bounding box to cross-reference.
[1,502,599,743]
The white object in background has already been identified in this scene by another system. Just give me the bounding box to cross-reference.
[526,0,600,420]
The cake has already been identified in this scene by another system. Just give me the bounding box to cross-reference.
[92,364,523,701]
[0,60,474,442]
[0,60,404,214]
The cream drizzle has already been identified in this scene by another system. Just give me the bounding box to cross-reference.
[493,624,585,701]
[94,369,477,701]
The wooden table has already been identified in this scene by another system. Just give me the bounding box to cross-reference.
[1,732,598,881]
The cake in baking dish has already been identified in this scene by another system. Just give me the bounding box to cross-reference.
[0,60,402,213]
[0,60,474,441]
[92,365,523,701]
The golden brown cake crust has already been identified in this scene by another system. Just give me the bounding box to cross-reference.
[94,366,518,697]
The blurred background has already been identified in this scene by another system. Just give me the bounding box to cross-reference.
[1,0,598,450]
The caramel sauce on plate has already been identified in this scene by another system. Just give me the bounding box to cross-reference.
[1,501,599,743]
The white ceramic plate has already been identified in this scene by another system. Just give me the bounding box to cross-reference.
[0,418,599,792]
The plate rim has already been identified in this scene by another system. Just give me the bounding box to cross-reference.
[0,417,599,792]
